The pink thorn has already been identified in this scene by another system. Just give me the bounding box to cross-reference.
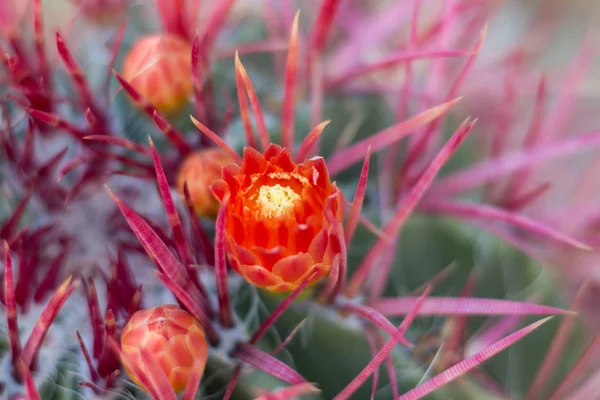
[271,319,307,356]
[309,54,324,136]
[19,360,42,400]
[379,330,399,400]
[547,334,600,400]
[105,186,207,309]
[280,12,300,150]
[319,212,347,302]
[32,0,50,92]
[56,32,102,117]
[561,352,600,400]
[420,200,592,251]
[327,49,471,88]
[251,268,319,344]
[191,31,203,100]
[77,331,100,383]
[233,343,306,385]
[113,70,153,113]
[310,0,341,56]
[83,278,105,359]
[155,0,178,37]
[345,119,475,297]
[104,19,129,97]
[255,383,320,400]
[398,317,552,400]
[432,130,600,196]
[128,284,143,318]
[152,111,193,156]
[140,348,178,400]
[182,356,205,400]
[182,182,215,265]
[58,154,92,181]
[233,50,257,149]
[33,240,71,302]
[83,135,152,157]
[84,108,96,128]
[409,263,457,296]
[504,182,551,211]
[538,34,594,144]
[337,302,412,348]
[190,115,242,164]
[526,284,589,399]
[0,191,32,239]
[148,138,196,268]
[333,287,431,400]
[327,98,461,175]
[369,296,573,318]
[21,276,79,368]
[3,241,22,365]
[223,365,242,400]
[396,0,422,123]
[215,205,233,328]
[107,338,160,399]
[216,40,290,60]
[402,26,486,179]
[235,53,270,150]
[196,0,235,54]
[294,120,331,163]
[365,330,380,400]
[344,146,371,245]
[439,274,475,369]
[104,309,117,343]
[27,108,87,139]
[155,272,219,345]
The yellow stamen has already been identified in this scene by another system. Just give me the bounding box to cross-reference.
[257,184,300,218]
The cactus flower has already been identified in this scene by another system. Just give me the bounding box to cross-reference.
[211,144,345,293]
[120,305,208,393]
[177,148,236,219]
[121,34,192,115]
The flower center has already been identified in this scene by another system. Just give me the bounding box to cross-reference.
[256,184,300,218]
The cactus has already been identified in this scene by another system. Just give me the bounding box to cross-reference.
[1,1,600,399]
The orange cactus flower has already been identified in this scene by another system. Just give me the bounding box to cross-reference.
[177,148,236,219]
[120,305,208,393]
[121,34,192,115]
[211,144,345,293]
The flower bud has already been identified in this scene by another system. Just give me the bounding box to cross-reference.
[211,144,345,293]
[122,34,192,115]
[177,148,236,219]
[120,305,208,393]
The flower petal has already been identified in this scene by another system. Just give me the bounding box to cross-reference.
[263,143,284,160]
[272,253,315,282]
[210,180,230,203]
[239,264,283,287]
[270,148,296,172]
[304,157,329,188]
[242,147,267,175]
[294,263,329,286]
[307,228,328,262]
[252,246,289,270]
[295,224,316,253]
[234,243,261,266]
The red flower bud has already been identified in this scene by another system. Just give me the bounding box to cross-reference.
[120,305,208,393]
[122,34,192,115]
[177,148,237,219]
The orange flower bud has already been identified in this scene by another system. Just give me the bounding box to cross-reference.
[177,148,236,218]
[211,144,345,293]
[120,305,208,393]
[122,34,192,115]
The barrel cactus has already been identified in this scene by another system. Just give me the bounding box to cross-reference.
[1,1,599,399]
